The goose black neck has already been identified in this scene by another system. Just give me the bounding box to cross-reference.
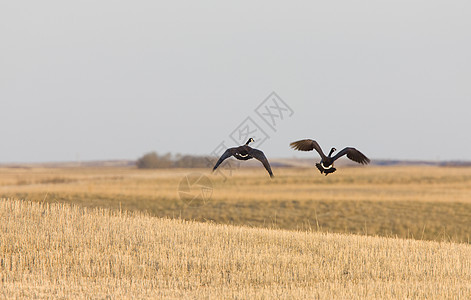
[328,148,336,157]
[245,139,253,145]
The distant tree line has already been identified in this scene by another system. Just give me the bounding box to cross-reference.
[136,152,214,169]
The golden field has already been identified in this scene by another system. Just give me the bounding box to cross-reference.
[1,198,470,299]
[0,165,470,242]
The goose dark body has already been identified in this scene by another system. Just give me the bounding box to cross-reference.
[290,139,370,176]
[212,138,274,178]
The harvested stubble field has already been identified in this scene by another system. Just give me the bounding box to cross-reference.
[0,165,470,243]
[1,198,470,299]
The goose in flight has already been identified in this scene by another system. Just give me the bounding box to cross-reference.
[212,138,274,178]
[290,139,370,175]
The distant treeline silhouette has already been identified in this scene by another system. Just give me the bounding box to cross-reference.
[136,152,213,169]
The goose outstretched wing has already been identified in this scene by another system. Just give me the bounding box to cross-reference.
[332,147,370,165]
[248,148,274,178]
[289,139,326,159]
[212,148,235,171]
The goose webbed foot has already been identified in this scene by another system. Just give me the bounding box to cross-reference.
[316,163,336,176]
[324,167,336,175]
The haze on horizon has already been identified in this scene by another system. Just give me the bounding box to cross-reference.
[1,1,470,163]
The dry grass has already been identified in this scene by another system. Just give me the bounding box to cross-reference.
[1,165,471,242]
[1,198,470,299]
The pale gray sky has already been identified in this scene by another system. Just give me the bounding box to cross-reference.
[1,1,470,163]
